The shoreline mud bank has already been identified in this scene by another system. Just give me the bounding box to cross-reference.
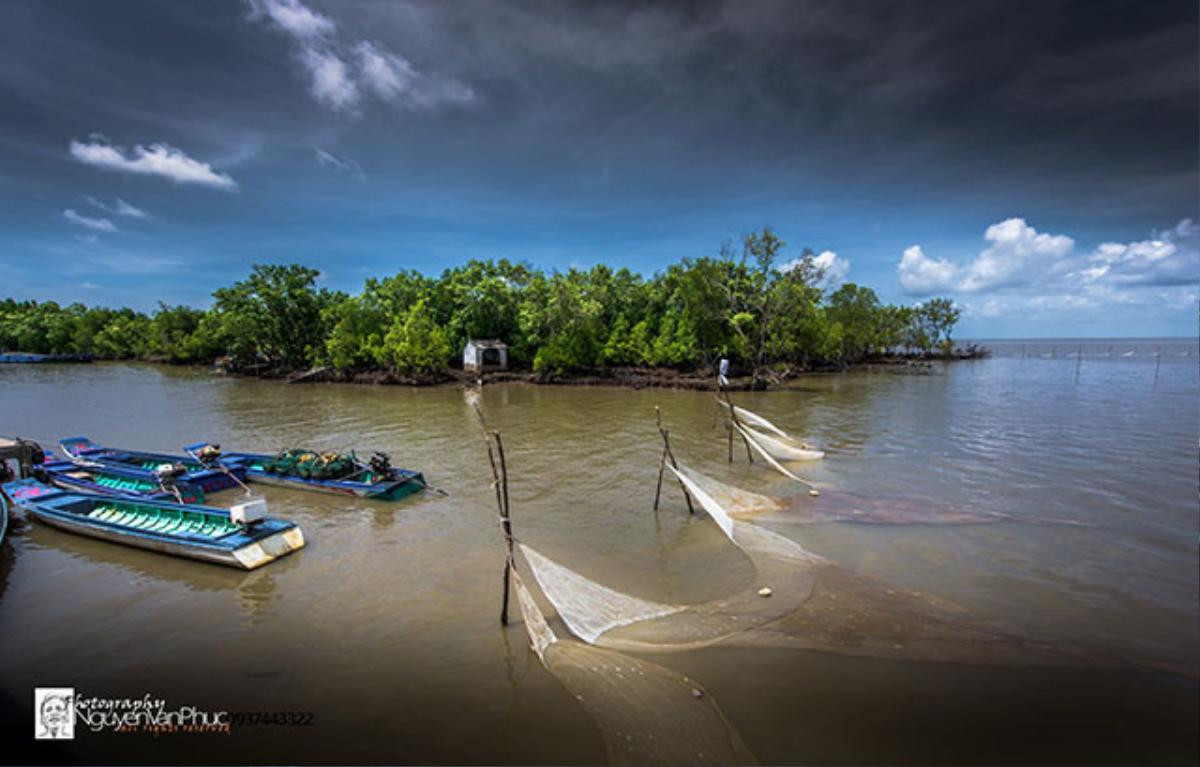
[210,349,986,391]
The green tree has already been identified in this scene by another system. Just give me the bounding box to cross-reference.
[381,298,450,374]
[209,264,337,367]
[826,283,883,361]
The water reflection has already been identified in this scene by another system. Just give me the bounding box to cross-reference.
[0,357,1194,764]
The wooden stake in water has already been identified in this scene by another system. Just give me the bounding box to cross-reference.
[472,400,514,626]
[1154,346,1162,386]
[653,407,694,515]
[720,389,755,464]
[653,407,668,510]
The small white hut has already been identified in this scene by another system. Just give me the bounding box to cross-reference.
[463,339,508,373]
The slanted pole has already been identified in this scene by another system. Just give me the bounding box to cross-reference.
[720,389,754,463]
[473,399,513,625]
[653,407,668,511]
[496,432,514,626]
[654,407,694,515]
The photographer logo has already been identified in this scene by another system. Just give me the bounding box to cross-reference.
[35,688,75,740]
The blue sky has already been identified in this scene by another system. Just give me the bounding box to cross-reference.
[0,0,1196,337]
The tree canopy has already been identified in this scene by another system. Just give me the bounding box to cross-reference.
[1,231,962,375]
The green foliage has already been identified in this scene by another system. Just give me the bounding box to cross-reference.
[210,264,338,367]
[1,238,963,371]
[381,298,451,375]
[826,283,883,360]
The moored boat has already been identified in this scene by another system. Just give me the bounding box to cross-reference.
[58,437,247,496]
[41,455,207,503]
[2,479,304,569]
[185,443,426,501]
[0,352,94,363]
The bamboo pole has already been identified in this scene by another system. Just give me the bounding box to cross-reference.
[472,399,513,625]
[720,389,755,463]
[654,407,694,515]
[653,408,668,511]
[496,432,514,626]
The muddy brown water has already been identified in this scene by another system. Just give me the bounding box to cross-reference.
[1,343,1197,764]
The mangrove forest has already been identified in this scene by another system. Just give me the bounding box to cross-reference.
[1,229,962,381]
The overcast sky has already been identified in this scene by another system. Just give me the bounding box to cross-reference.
[0,0,1196,336]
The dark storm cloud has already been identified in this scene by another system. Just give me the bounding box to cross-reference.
[0,0,1195,334]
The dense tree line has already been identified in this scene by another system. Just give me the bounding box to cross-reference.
[1,229,962,378]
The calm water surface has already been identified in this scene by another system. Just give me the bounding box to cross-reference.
[1,341,1197,764]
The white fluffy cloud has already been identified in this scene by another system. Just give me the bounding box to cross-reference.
[247,0,474,115]
[897,216,1199,322]
[958,218,1074,292]
[779,249,851,286]
[900,218,1076,296]
[1075,221,1197,287]
[69,139,237,190]
[898,244,958,295]
[811,249,850,285]
[63,209,116,232]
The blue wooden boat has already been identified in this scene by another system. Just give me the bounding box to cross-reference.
[2,479,304,569]
[0,352,93,363]
[41,453,207,503]
[184,443,426,501]
[58,437,247,496]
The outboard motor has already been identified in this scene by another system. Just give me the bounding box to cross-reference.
[153,463,189,500]
[196,444,222,467]
[369,451,393,479]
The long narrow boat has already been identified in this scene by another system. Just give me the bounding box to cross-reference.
[185,443,426,501]
[58,437,247,496]
[41,454,207,503]
[0,352,93,363]
[2,479,304,569]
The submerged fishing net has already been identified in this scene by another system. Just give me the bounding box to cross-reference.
[677,463,1011,526]
[511,570,758,766]
[520,462,1139,672]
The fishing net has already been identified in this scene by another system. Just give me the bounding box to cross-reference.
[676,463,1012,526]
[740,426,824,461]
[519,462,1136,672]
[720,402,825,461]
[719,402,788,438]
[260,448,359,480]
[512,570,758,766]
[520,464,826,653]
[733,423,818,488]
[674,464,784,518]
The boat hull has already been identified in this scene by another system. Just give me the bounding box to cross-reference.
[240,467,425,500]
[199,447,426,502]
[56,437,247,495]
[3,480,304,570]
